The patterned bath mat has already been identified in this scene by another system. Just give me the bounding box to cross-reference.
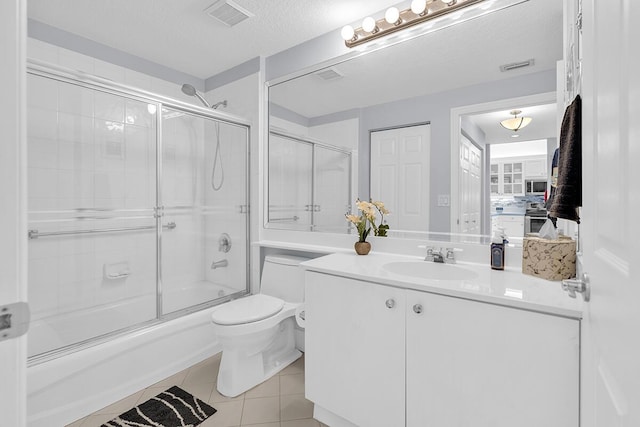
[101,386,217,427]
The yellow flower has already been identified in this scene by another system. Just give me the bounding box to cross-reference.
[371,200,390,215]
[345,214,361,224]
[356,200,376,219]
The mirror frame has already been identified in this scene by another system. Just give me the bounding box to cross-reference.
[263,0,559,246]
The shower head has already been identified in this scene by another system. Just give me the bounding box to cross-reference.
[181,83,196,96]
[181,83,211,108]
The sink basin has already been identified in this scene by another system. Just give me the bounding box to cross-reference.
[382,261,479,281]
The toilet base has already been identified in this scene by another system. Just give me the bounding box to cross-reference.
[216,317,301,397]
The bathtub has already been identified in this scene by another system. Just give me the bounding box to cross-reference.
[27,282,243,427]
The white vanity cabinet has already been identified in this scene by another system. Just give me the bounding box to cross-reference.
[406,290,579,427]
[305,272,406,427]
[305,271,580,427]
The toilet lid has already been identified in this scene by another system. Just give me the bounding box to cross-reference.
[211,294,285,326]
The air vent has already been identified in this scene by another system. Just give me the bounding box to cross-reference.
[500,59,535,72]
[204,0,254,27]
[314,67,343,81]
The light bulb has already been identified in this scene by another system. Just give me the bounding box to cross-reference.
[341,25,355,41]
[411,0,427,15]
[385,7,400,25]
[362,16,377,33]
[441,0,458,5]
[147,104,157,115]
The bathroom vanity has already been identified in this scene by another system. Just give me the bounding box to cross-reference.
[301,253,582,427]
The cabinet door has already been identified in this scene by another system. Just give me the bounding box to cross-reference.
[526,158,547,178]
[501,162,524,196]
[406,291,579,427]
[305,272,406,427]
[501,215,525,237]
[490,163,500,195]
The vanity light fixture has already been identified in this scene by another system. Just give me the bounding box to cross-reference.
[341,0,484,48]
[362,16,379,33]
[500,110,533,132]
[385,7,402,26]
[411,0,428,15]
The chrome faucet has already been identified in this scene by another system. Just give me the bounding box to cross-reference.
[211,259,228,269]
[424,246,457,264]
[424,247,443,263]
[444,248,457,264]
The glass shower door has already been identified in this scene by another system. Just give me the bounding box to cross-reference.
[160,107,249,315]
[313,146,352,233]
[268,133,313,230]
[26,73,158,357]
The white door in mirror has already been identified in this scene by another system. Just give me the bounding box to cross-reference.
[371,125,430,231]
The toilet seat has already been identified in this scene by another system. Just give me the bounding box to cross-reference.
[211,294,284,326]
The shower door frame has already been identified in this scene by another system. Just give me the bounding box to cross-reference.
[26,60,251,364]
[266,129,353,232]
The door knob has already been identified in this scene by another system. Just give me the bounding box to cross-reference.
[413,304,423,314]
[385,299,395,309]
[561,273,590,302]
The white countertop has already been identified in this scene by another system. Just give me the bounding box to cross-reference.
[301,252,582,319]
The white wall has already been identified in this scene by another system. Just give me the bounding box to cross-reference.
[309,118,359,151]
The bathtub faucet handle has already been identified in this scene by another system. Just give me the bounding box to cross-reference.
[219,233,231,253]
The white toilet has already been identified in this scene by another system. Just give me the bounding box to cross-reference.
[210,254,310,397]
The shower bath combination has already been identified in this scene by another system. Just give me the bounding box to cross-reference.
[26,66,250,427]
[181,83,226,191]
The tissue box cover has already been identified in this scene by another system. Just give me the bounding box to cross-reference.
[522,234,576,281]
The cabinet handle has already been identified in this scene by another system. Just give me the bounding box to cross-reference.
[385,299,395,309]
[413,304,423,314]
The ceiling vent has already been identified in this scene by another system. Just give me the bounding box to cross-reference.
[314,67,344,81]
[500,59,535,72]
[204,0,254,27]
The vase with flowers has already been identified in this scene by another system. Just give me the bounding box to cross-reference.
[345,199,390,255]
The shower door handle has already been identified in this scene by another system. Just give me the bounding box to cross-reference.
[0,302,30,342]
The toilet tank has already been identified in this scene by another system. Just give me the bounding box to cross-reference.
[261,255,311,303]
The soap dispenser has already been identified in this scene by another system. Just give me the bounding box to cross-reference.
[490,229,505,270]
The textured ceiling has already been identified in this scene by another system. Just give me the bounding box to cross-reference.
[27,0,402,79]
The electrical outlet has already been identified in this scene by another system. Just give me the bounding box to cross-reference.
[437,195,450,207]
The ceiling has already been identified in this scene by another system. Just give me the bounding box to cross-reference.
[27,0,402,79]
[467,103,558,145]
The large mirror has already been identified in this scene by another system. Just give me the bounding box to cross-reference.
[267,0,563,241]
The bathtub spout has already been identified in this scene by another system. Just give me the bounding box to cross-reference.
[211,259,228,269]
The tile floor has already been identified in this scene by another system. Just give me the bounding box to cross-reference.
[66,353,327,427]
